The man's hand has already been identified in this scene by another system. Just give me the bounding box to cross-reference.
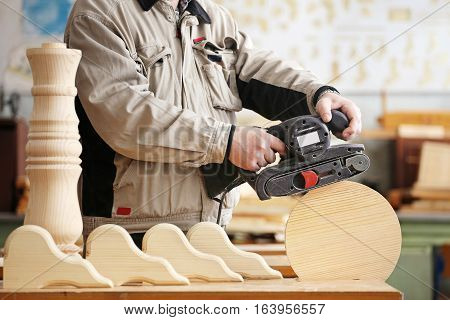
[228,127,286,172]
[316,92,362,140]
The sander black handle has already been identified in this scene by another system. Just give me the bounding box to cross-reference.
[326,110,349,135]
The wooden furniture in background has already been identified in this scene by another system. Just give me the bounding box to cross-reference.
[286,181,402,280]
[413,142,450,192]
[262,255,296,278]
[0,279,403,300]
[401,141,450,213]
[86,224,189,286]
[24,43,83,254]
[226,185,297,242]
[0,118,27,212]
[3,225,113,289]
[378,110,450,130]
[395,137,450,190]
[236,243,286,256]
[143,224,243,282]
[15,175,29,215]
[187,222,282,280]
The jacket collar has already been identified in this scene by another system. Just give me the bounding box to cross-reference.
[137,0,211,24]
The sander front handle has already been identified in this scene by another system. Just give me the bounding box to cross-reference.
[325,110,349,136]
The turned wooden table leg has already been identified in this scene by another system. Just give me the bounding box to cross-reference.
[24,43,83,254]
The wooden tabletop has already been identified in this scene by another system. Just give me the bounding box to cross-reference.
[237,243,286,255]
[0,279,402,300]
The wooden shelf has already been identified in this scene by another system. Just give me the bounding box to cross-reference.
[359,128,450,140]
[0,279,402,300]
[359,128,397,140]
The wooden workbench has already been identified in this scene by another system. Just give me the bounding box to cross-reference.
[0,280,402,300]
[0,248,402,299]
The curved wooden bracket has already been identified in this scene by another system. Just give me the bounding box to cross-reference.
[187,222,282,280]
[3,225,113,289]
[86,224,190,286]
[143,224,243,282]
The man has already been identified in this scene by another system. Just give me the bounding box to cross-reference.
[64,0,362,242]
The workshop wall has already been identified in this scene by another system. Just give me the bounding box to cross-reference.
[220,0,450,92]
[0,0,73,119]
[220,0,450,126]
[1,0,448,119]
[222,0,450,192]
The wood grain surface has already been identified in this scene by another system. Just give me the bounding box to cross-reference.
[143,224,243,282]
[187,222,282,279]
[0,279,402,300]
[86,225,189,286]
[24,43,83,254]
[286,181,402,280]
[3,225,112,289]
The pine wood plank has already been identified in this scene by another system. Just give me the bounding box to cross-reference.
[3,225,113,289]
[187,222,282,280]
[286,181,402,280]
[85,225,189,286]
[143,224,243,282]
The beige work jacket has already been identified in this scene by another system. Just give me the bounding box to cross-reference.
[64,0,332,234]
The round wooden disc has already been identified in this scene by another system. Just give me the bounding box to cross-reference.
[285,181,401,280]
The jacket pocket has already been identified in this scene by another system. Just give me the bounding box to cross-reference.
[112,160,204,219]
[137,45,176,101]
[201,63,242,112]
[193,41,242,112]
[113,156,137,191]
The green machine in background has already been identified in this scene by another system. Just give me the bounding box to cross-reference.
[388,213,450,300]
[0,213,23,250]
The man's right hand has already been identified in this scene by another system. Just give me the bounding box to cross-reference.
[228,126,286,172]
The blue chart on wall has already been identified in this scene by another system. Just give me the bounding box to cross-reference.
[23,0,73,36]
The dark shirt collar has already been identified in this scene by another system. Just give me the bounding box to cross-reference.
[137,0,211,24]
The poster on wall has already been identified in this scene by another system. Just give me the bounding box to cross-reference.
[217,0,450,91]
[22,0,74,36]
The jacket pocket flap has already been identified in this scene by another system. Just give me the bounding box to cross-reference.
[138,45,172,69]
[147,46,172,68]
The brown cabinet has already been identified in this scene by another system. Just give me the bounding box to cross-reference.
[0,118,27,212]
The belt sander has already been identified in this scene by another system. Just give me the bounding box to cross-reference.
[201,110,370,207]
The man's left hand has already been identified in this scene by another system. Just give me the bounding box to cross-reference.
[315,92,362,140]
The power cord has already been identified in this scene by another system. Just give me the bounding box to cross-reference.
[215,176,244,225]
